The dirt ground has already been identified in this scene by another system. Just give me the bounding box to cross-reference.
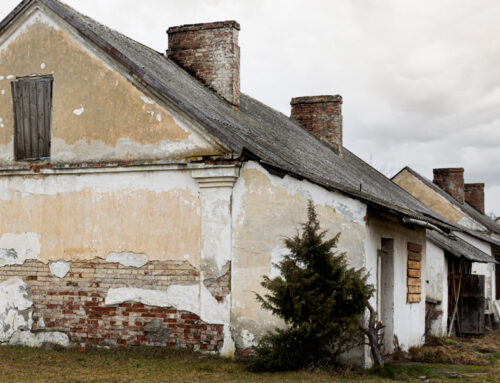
[0,331,499,382]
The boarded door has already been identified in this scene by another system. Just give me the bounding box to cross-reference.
[458,274,485,335]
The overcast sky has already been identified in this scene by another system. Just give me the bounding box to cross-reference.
[1,0,499,215]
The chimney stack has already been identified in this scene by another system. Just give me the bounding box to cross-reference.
[290,95,343,155]
[433,168,464,203]
[167,21,240,106]
[464,183,485,214]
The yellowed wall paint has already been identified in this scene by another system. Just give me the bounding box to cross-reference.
[231,163,367,343]
[0,10,220,162]
[393,171,464,224]
[0,184,201,265]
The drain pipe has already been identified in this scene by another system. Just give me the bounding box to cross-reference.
[402,217,447,235]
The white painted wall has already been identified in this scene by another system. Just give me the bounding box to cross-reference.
[425,239,448,337]
[366,214,427,351]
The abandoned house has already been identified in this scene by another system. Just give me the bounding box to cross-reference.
[393,167,500,336]
[0,0,489,367]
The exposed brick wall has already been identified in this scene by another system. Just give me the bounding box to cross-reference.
[464,183,485,214]
[167,21,240,106]
[290,95,343,155]
[433,168,464,204]
[0,259,224,351]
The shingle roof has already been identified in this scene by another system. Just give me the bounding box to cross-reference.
[395,167,500,235]
[0,0,458,230]
[427,231,495,264]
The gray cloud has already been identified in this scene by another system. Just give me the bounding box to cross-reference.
[0,0,499,214]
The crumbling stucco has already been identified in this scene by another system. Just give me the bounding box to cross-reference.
[0,8,222,164]
[231,161,367,349]
[105,282,234,355]
[49,261,70,278]
[0,171,201,264]
[0,277,68,347]
[0,278,32,343]
[0,233,41,267]
[106,252,148,268]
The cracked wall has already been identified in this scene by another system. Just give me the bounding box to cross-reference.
[231,161,367,353]
[0,7,222,164]
[0,258,224,350]
[0,170,201,265]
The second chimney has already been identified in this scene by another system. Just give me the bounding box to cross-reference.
[167,21,240,106]
[464,183,485,214]
[433,168,465,203]
[291,95,343,155]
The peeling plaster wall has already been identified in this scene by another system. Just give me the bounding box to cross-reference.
[365,212,427,351]
[0,7,222,164]
[393,171,485,231]
[231,161,368,353]
[425,240,448,337]
[0,170,201,265]
[0,259,226,350]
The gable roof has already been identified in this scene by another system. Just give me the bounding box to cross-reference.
[0,0,457,230]
[427,231,495,264]
[394,167,500,236]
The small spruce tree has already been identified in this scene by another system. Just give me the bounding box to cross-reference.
[250,201,374,371]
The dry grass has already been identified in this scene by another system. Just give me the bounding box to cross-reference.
[405,332,500,366]
[0,331,499,382]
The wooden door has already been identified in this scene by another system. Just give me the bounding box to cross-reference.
[458,274,485,335]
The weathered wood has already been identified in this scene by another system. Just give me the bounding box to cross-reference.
[408,269,421,278]
[408,285,421,294]
[458,274,485,335]
[408,243,422,252]
[407,278,421,287]
[408,251,422,261]
[408,260,422,270]
[11,76,53,160]
[407,293,421,303]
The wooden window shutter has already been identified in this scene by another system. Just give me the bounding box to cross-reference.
[11,76,53,161]
[407,242,422,303]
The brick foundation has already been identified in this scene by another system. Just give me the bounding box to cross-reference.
[0,259,224,351]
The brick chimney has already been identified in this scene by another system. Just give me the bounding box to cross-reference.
[433,168,464,203]
[167,21,240,106]
[290,95,343,155]
[464,183,485,214]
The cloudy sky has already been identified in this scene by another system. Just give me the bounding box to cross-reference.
[1,0,499,215]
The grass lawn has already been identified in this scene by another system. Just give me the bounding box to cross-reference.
[1,331,500,383]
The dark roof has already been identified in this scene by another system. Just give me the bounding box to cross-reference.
[0,0,457,230]
[427,231,495,264]
[394,167,500,235]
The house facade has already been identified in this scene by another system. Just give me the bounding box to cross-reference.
[393,167,500,335]
[0,0,458,366]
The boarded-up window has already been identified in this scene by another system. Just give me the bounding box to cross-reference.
[11,76,53,161]
[407,242,422,303]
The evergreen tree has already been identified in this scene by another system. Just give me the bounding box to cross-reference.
[250,201,374,371]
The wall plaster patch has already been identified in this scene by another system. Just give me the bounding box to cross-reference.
[0,233,41,267]
[0,278,33,343]
[9,331,69,347]
[49,261,71,278]
[106,252,148,268]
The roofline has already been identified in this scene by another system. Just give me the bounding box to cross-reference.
[0,1,461,232]
[393,166,500,235]
[427,230,495,264]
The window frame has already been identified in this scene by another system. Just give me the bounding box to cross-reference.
[11,74,54,162]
